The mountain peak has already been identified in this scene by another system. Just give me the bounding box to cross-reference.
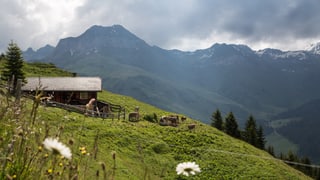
[76,24,147,48]
[51,24,149,60]
[307,42,320,54]
[82,24,139,40]
[87,24,126,32]
[23,45,54,61]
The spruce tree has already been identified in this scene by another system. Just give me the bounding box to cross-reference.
[211,109,223,130]
[0,53,5,60]
[300,157,312,176]
[243,115,257,146]
[225,112,240,138]
[267,146,275,156]
[256,125,266,149]
[1,41,26,93]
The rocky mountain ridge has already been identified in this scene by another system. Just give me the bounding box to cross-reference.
[23,24,320,161]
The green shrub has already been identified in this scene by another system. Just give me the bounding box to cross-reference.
[143,113,158,123]
[151,142,170,154]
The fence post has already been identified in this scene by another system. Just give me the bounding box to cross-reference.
[15,79,22,104]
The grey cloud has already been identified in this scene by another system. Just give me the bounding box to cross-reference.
[1,0,320,52]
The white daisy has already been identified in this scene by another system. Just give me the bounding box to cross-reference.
[43,137,72,160]
[176,162,201,176]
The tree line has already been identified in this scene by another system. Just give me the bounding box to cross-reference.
[210,109,320,179]
[210,109,265,150]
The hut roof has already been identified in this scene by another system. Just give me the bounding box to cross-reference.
[22,77,102,92]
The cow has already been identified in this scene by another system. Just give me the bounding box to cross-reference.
[159,115,179,127]
[128,106,140,122]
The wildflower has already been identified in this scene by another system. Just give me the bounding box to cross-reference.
[43,138,72,160]
[79,146,87,155]
[81,150,87,155]
[6,174,17,179]
[176,162,201,176]
[47,169,53,174]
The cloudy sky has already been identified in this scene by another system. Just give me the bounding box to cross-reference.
[1,0,320,53]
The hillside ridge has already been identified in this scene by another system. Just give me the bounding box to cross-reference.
[21,24,320,162]
[0,60,314,179]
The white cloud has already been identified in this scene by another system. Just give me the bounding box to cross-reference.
[0,0,85,52]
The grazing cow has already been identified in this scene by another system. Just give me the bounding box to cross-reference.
[188,124,196,130]
[101,104,110,113]
[100,103,111,118]
[128,106,140,122]
[85,98,97,115]
[159,115,179,127]
[40,94,54,104]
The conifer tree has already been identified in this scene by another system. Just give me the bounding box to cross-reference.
[1,41,26,93]
[300,157,312,176]
[267,146,275,156]
[224,112,240,138]
[0,53,5,60]
[211,109,223,130]
[256,125,266,149]
[243,115,257,146]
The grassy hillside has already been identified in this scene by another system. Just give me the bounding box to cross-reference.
[0,61,74,77]
[23,62,75,77]
[0,62,312,179]
[0,89,312,179]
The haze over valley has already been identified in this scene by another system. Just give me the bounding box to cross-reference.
[23,24,320,162]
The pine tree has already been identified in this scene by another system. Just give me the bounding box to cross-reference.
[0,53,5,60]
[267,146,275,156]
[256,125,266,149]
[211,109,223,130]
[243,115,257,146]
[224,112,240,138]
[300,157,312,176]
[1,41,26,93]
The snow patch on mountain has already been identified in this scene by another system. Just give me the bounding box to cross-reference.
[256,48,307,60]
[307,42,320,54]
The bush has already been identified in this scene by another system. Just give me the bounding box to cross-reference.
[143,113,158,123]
[151,142,170,154]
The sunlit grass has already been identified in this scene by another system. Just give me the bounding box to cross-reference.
[0,88,311,179]
[0,62,312,179]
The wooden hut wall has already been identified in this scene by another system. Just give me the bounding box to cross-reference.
[46,91,97,105]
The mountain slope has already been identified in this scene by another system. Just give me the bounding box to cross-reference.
[24,25,320,124]
[23,24,320,161]
[23,44,55,61]
[272,99,320,162]
[0,85,311,179]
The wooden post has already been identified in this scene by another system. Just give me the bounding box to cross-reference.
[15,79,22,104]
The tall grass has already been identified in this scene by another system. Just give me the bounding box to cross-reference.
[0,84,312,179]
[0,86,111,179]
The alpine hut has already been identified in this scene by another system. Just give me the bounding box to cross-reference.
[22,77,102,105]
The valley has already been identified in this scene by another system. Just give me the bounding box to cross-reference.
[23,24,320,162]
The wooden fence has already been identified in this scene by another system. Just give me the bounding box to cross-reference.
[45,100,126,120]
